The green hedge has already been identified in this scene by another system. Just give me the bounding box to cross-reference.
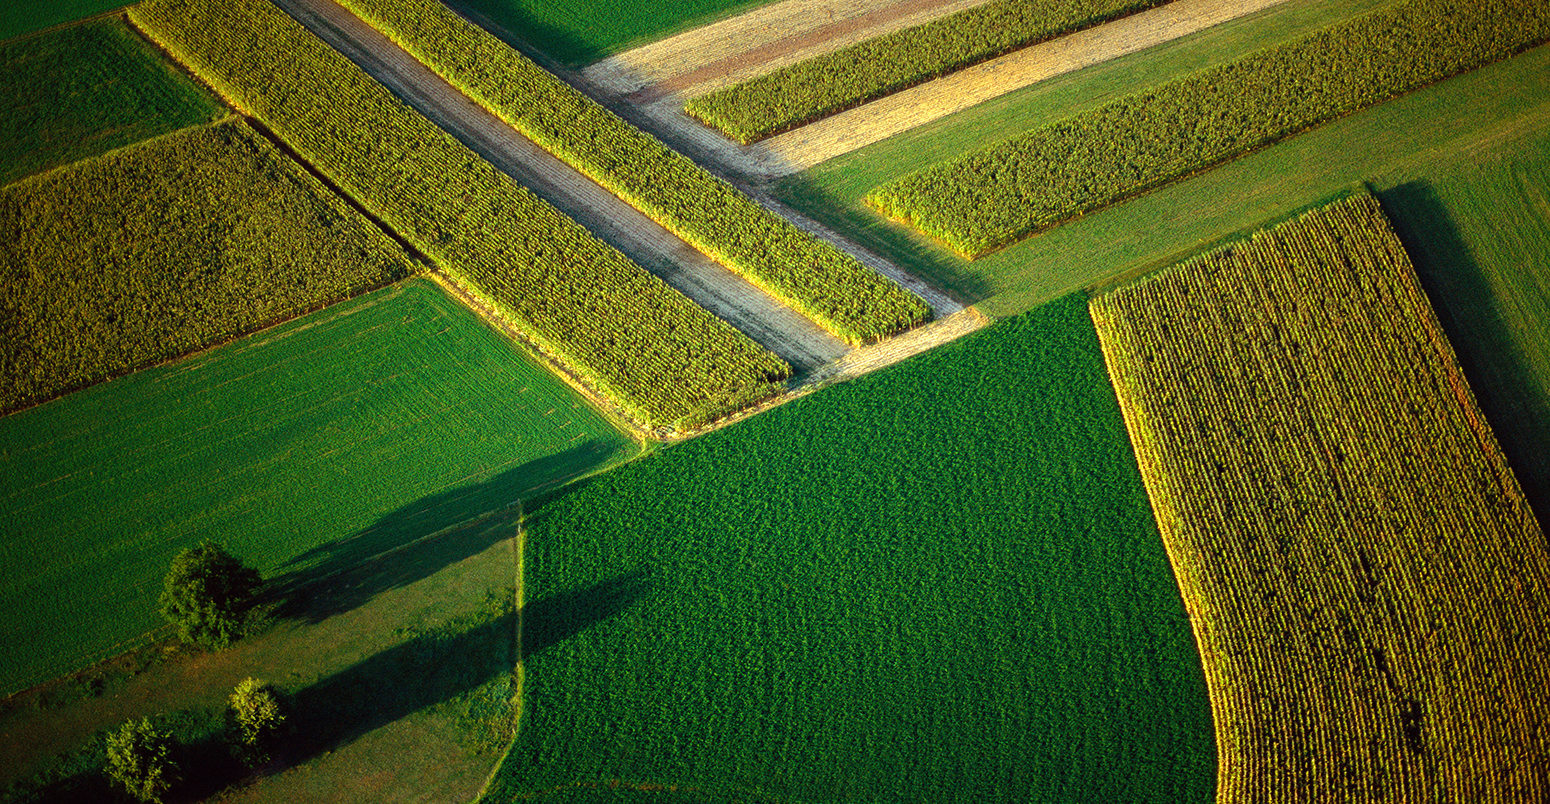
[685,0,1165,145]
[338,0,929,346]
[867,0,1550,259]
[130,0,789,429]
[0,120,411,414]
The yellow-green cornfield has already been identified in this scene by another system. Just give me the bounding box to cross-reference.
[130,0,790,430]
[1090,193,1550,801]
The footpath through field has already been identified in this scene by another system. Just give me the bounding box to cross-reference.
[267,0,847,373]
[606,0,1294,179]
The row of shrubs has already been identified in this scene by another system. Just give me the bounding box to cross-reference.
[684,0,1166,143]
[130,0,790,430]
[337,0,931,345]
[866,0,1550,258]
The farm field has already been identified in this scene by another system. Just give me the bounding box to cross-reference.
[334,0,930,345]
[480,296,1214,803]
[0,1,126,41]
[0,279,636,695]
[0,119,411,414]
[1091,194,1550,800]
[867,0,1550,257]
[685,0,1168,143]
[1,526,519,803]
[1380,136,1550,525]
[777,0,1550,314]
[444,0,769,65]
[0,18,221,185]
[132,0,791,430]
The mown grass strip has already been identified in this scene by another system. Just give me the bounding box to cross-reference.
[337,0,929,346]
[129,0,789,430]
[685,0,1166,145]
[867,0,1550,259]
[1090,193,1550,800]
[0,18,222,186]
[0,119,410,414]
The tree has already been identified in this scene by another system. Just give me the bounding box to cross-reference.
[105,717,177,803]
[229,677,285,764]
[158,540,262,649]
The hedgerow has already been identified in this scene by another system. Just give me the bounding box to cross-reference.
[337,0,930,345]
[129,0,789,430]
[684,0,1166,144]
[0,120,409,415]
[867,0,1550,258]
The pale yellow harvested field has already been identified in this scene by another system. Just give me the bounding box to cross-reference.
[1091,195,1550,802]
[582,0,994,97]
[753,0,1292,174]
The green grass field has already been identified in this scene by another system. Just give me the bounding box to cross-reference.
[1,119,412,414]
[0,279,637,695]
[1379,135,1550,527]
[446,0,770,65]
[0,18,222,186]
[481,295,1214,802]
[0,1,127,42]
[779,0,1550,313]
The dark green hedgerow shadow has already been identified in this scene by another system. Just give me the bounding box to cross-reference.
[1379,181,1550,528]
[269,439,618,624]
[6,571,649,803]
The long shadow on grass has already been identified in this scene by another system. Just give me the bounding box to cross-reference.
[269,440,619,624]
[174,572,650,802]
[1379,181,1550,528]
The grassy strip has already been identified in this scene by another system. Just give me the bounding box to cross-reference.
[0,119,409,414]
[0,18,222,186]
[480,295,1214,802]
[129,0,788,429]
[338,0,929,345]
[0,278,634,696]
[685,0,1166,144]
[1090,193,1550,799]
[867,0,1550,258]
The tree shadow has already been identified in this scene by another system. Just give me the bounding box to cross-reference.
[1378,181,1550,528]
[268,439,618,624]
[521,569,653,658]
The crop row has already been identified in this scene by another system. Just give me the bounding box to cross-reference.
[867,0,1550,259]
[684,0,1165,145]
[0,119,410,414]
[129,0,790,430]
[337,0,929,346]
[1089,193,1550,801]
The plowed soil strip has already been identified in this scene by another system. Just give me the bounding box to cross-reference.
[626,0,1293,179]
[583,0,995,98]
[268,0,847,373]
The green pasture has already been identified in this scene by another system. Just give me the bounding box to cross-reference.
[0,1,127,42]
[482,295,1214,802]
[781,0,1550,313]
[1378,134,1550,528]
[0,18,222,185]
[0,279,637,695]
[446,0,771,65]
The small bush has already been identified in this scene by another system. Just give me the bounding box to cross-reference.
[105,718,178,803]
[229,677,285,765]
[158,540,262,650]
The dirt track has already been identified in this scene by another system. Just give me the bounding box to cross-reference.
[615,0,1293,179]
[583,0,995,99]
[268,0,848,373]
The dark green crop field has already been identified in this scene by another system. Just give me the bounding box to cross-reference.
[446,0,768,65]
[482,296,1214,802]
[0,18,222,186]
[0,1,126,42]
[0,279,637,695]
[0,119,412,414]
